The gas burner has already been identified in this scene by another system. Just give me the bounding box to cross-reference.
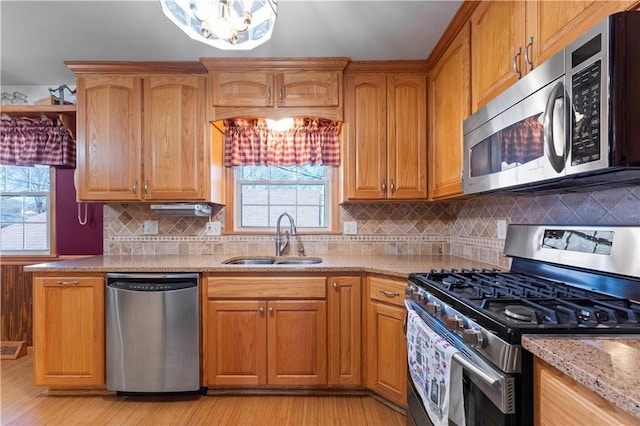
[504,305,538,322]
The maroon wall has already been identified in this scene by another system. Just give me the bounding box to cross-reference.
[55,168,103,255]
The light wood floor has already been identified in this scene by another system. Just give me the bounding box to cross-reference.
[1,355,405,425]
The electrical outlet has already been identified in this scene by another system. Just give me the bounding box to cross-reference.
[497,219,507,239]
[143,220,158,235]
[343,221,357,235]
[205,221,221,236]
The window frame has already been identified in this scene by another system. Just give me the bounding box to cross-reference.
[225,166,340,235]
[0,166,56,258]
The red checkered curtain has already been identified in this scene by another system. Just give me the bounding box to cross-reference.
[0,116,76,167]
[224,118,341,166]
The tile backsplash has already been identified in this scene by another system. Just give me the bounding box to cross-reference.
[104,184,640,268]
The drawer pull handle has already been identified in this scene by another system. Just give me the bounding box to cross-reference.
[379,289,400,297]
[58,281,79,285]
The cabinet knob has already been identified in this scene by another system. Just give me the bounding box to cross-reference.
[267,87,271,103]
[144,181,149,196]
[390,179,396,195]
[269,307,274,314]
[381,180,387,196]
[259,307,265,314]
[332,282,339,289]
[132,180,138,195]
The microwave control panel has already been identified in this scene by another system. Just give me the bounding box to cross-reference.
[571,60,602,166]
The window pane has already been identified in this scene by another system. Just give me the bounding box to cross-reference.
[271,166,297,181]
[25,223,47,250]
[0,165,51,253]
[235,165,330,231]
[30,166,51,191]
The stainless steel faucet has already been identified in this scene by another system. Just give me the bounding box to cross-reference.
[275,212,297,256]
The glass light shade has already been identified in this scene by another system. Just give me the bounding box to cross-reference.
[160,0,277,50]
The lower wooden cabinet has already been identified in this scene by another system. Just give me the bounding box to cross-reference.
[33,274,105,387]
[534,357,637,425]
[206,275,328,386]
[327,276,362,386]
[365,276,408,407]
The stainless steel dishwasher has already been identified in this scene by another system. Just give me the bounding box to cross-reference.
[105,273,201,393]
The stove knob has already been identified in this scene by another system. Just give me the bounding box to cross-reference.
[426,302,440,316]
[462,328,484,349]
[445,316,463,332]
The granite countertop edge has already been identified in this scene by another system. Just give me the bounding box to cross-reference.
[522,335,640,419]
[23,253,499,278]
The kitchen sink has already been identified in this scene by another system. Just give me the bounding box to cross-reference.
[222,256,322,265]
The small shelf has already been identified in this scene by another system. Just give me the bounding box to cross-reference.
[1,105,77,141]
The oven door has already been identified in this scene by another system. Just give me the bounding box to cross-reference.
[463,53,568,195]
[405,301,520,426]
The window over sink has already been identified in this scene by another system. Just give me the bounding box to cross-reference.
[233,165,334,232]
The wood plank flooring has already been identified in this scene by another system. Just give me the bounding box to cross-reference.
[1,356,405,425]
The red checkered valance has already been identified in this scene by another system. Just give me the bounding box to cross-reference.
[0,116,76,167]
[223,118,341,167]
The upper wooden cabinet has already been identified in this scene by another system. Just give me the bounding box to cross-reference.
[33,274,105,388]
[343,63,427,201]
[428,23,471,200]
[202,57,349,121]
[68,62,216,203]
[470,1,633,111]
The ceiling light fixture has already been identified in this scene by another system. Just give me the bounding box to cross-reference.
[160,0,278,50]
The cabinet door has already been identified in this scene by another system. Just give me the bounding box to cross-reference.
[207,300,268,386]
[267,300,327,386]
[143,75,208,200]
[533,357,637,425]
[471,1,526,111]
[525,1,633,67]
[76,75,142,201]
[210,71,273,107]
[344,74,387,200]
[366,276,407,407]
[277,71,340,107]
[33,276,105,387]
[387,74,427,200]
[428,24,470,200]
[327,276,361,386]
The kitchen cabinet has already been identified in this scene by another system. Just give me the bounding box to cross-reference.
[533,357,637,425]
[202,57,349,121]
[343,63,427,201]
[470,1,633,111]
[428,23,470,200]
[33,274,105,387]
[327,276,361,386]
[68,62,215,202]
[364,275,407,407]
[206,275,327,386]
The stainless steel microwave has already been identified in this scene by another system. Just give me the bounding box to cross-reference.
[463,11,640,195]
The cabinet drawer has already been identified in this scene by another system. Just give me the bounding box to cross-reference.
[208,276,326,299]
[369,276,406,306]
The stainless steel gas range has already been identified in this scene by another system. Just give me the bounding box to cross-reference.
[405,225,640,426]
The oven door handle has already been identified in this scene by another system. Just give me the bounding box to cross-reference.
[452,353,500,388]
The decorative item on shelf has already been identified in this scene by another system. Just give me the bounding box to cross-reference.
[1,91,28,105]
[42,84,76,105]
[160,0,277,50]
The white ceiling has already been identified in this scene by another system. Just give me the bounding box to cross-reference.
[0,0,462,86]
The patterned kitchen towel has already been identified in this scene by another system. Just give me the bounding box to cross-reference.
[406,302,465,426]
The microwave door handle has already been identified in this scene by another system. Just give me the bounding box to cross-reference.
[543,80,566,173]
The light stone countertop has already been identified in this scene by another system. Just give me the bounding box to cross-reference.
[23,253,498,278]
[522,335,640,419]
